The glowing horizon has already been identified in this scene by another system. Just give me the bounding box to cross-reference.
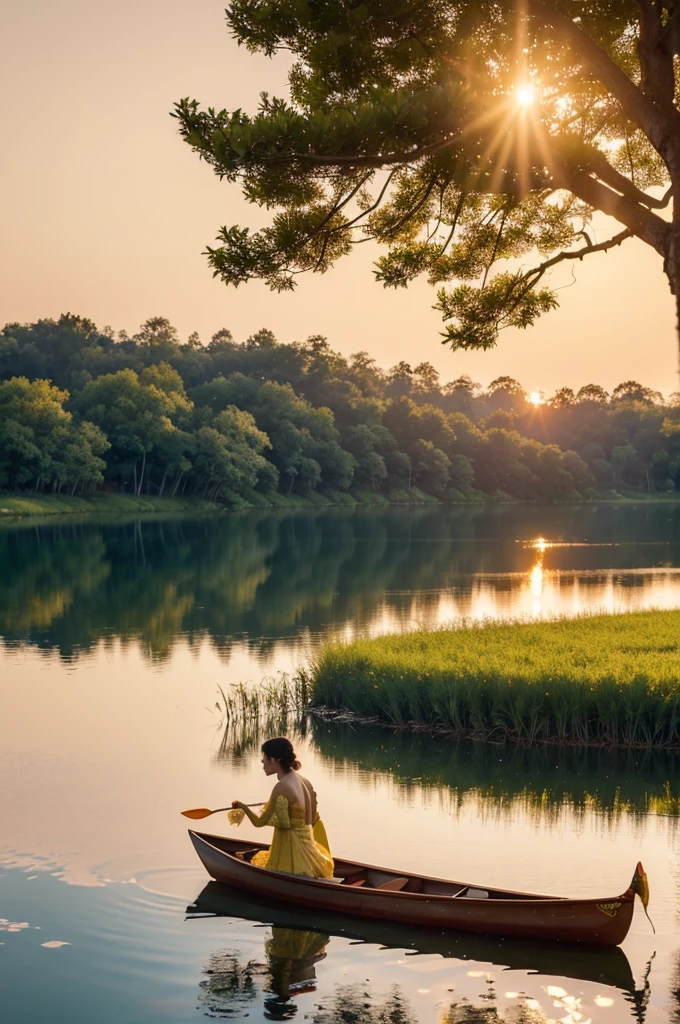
[0,0,677,396]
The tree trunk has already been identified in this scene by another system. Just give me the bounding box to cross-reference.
[669,206,680,362]
[171,473,182,497]
[159,470,168,497]
[137,451,146,497]
[71,480,78,496]
[133,460,138,496]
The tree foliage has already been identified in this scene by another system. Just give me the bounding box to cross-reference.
[174,0,680,351]
[1,313,677,502]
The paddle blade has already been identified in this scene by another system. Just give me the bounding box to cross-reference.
[181,808,215,819]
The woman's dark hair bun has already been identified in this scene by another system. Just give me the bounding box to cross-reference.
[262,736,301,771]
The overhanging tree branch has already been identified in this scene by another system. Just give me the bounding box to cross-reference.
[523,227,633,287]
[290,135,459,168]
[562,168,670,256]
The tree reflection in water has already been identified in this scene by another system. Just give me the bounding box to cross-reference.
[198,948,267,1017]
[3,503,680,661]
[313,986,416,1024]
[215,714,680,827]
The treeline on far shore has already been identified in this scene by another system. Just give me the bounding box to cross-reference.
[1,312,679,505]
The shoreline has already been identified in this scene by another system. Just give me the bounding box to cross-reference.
[308,705,680,751]
[0,488,439,520]
[2,489,680,520]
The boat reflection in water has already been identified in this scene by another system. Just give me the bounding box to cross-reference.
[188,883,651,1022]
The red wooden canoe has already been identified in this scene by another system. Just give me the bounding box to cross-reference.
[188,830,645,947]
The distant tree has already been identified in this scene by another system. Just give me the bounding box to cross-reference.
[473,428,523,494]
[1,314,98,387]
[612,380,663,403]
[482,409,517,431]
[348,351,384,397]
[487,376,526,412]
[384,449,412,488]
[577,384,609,404]
[489,376,525,396]
[560,449,595,494]
[344,423,396,491]
[611,442,645,488]
[54,420,110,494]
[0,418,41,489]
[193,405,273,498]
[139,362,193,418]
[246,328,277,350]
[354,450,388,492]
[441,375,481,416]
[209,328,235,350]
[0,377,108,493]
[384,397,456,458]
[448,452,475,493]
[75,367,191,495]
[136,317,181,362]
[410,439,451,497]
[579,441,607,465]
[154,426,193,496]
[551,387,575,408]
[386,362,413,398]
[447,413,484,458]
[411,361,440,394]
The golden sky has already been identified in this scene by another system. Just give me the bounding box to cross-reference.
[2,0,677,394]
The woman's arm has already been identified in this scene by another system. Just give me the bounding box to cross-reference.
[234,785,287,828]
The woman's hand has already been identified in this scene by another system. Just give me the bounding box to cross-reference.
[231,799,245,810]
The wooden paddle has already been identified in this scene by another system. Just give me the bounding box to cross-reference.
[181,803,265,819]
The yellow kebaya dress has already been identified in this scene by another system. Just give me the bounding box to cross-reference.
[231,793,334,879]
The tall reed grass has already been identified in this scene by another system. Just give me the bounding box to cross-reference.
[309,610,680,747]
[217,674,311,724]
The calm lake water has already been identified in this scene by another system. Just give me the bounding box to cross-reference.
[3,503,680,1022]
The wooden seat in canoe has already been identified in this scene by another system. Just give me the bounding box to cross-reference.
[375,877,409,892]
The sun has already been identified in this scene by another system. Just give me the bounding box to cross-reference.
[528,390,544,406]
[516,85,535,107]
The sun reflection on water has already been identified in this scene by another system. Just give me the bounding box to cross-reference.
[529,536,548,612]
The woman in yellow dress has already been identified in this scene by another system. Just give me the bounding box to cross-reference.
[230,737,334,879]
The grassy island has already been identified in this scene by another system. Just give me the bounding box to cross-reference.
[311,610,680,748]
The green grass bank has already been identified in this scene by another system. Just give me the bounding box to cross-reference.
[0,492,227,518]
[0,486,440,519]
[310,610,680,748]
